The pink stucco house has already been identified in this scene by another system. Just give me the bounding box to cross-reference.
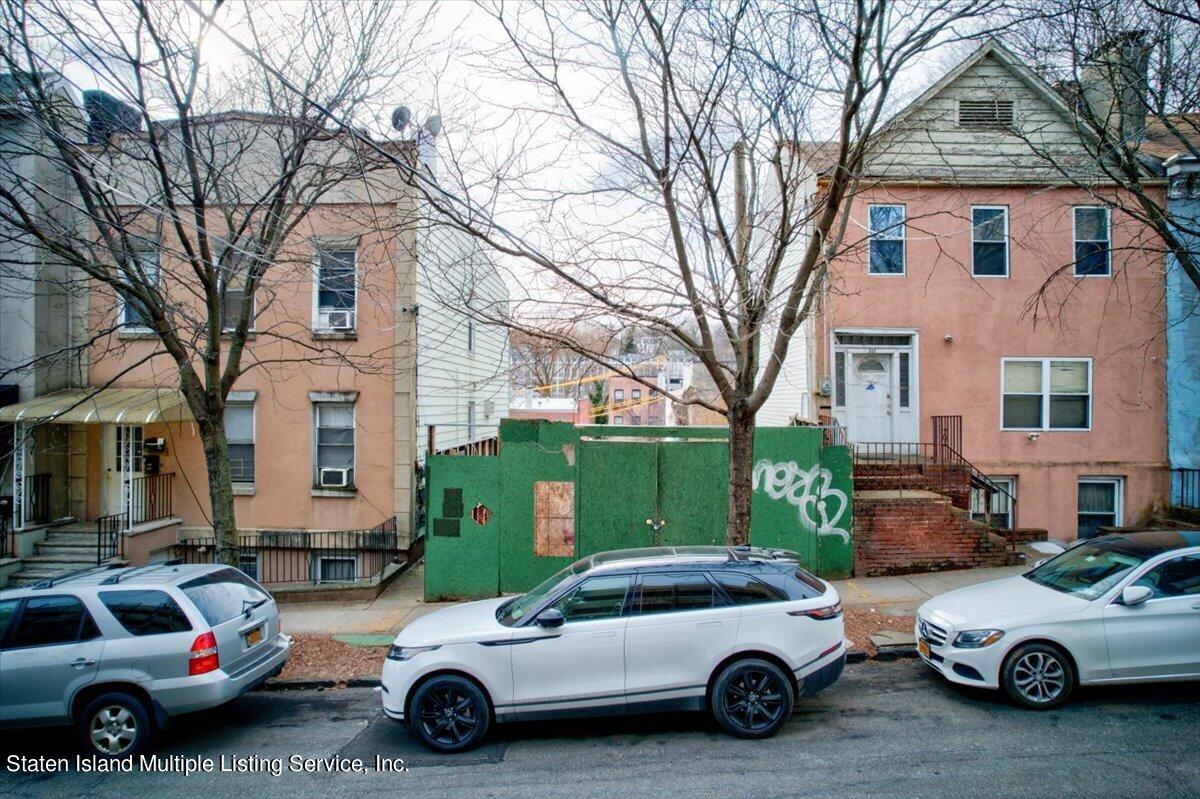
[811,39,1169,543]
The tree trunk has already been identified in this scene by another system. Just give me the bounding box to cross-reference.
[197,415,239,567]
[726,405,756,545]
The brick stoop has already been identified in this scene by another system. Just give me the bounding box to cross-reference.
[852,489,1027,577]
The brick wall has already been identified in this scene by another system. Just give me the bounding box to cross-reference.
[853,490,1024,576]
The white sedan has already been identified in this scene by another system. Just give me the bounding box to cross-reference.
[916,531,1200,708]
[381,546,847,751]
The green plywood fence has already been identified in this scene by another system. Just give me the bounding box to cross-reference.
[424,419,853,601]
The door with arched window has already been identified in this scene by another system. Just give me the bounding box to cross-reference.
[848,354,893,442]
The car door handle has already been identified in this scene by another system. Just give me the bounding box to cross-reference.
[1192,602,1200,610]
[591,631,617,639]
[697,621,723,628]
[71,658,97,669]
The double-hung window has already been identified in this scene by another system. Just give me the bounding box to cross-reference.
[220,249,255,332]
[1078,477,1122,538]
[868,204,905,275]
[121,250,159,330]
[614,389,625,401]
[314,248,357,331]
[972,206,1008,277]
[1073,207,1110,276]
[1001,358,1091,430]
[225,402,255,484]
[313,401,355,487]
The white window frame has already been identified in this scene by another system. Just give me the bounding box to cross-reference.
[1077,476,1123,536]
[971,205,1009,278]
[312,400,356,487]
[970,476,1016,528]
[225,400,255,484]
[312,247,358,331]
[613,414,624,424]
[120,250,160,331]
[613,388,625,401]
[867,204,906,276]
[313,554,358,584]
[1000,357,1093,432]
[1072,206,1111,277]
[632,388,642,400]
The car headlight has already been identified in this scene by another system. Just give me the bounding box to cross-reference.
[386,644,440,661]
[952,629,1005,649]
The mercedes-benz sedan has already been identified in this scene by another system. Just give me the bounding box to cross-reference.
[381,546,847,751]
[916,531,1200,708]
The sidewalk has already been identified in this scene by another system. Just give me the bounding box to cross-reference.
[278,560,1029,636]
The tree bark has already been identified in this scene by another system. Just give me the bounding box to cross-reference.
[197,414,238,567]
[726,405,757,546]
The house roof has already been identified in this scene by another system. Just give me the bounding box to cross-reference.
[1139,113,1200,159]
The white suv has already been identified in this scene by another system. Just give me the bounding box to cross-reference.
[382,546,846,752]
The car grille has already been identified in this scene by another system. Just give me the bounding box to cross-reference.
[918,617,948,646]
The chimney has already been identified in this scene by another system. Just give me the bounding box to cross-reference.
[82,90,141,146]
[1080,30,1152,142]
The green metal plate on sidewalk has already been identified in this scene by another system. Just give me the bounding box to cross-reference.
[333,634,395,647]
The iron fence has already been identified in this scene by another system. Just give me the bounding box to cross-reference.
[24,473,51,526]
[130,473,174,525]
[171,516,403,586]
[931,415,963,459]
[97,512,126,563]
[1174,468,1200,509]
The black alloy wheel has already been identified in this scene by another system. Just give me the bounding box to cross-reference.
[712,658,795,739]
[409,675,491,752]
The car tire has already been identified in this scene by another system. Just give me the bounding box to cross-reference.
[1001,642,1075,710]
[408,675,492,753]
[76,691,155,759]
[711,658,795,739]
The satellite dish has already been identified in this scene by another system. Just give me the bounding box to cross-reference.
[390,106,411,132]
[422,114,442,137]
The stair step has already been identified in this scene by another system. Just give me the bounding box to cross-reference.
[23,552,106,564]
[41,533,103,545]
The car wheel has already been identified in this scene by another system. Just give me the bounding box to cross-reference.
[1002,643,1075,710]
[408,675,491,753]
[77,691,155,759]
[711,658,795,739]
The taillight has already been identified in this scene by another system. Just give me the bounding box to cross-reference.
[189,631,220,675]
[788,601,842,620]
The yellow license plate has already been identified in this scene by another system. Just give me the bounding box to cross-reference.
[918,639,930,658]
[245,626,263,647]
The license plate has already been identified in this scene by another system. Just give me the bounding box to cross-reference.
[917,639,930,658]
[245,626,263,647]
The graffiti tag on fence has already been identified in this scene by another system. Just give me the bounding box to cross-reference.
[751,460,850,543]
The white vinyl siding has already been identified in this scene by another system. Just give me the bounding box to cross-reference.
[416,223,510,457]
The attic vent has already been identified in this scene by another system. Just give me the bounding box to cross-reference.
[958,99,1014,129]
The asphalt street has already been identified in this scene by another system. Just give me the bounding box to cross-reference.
[2,659,1198,799]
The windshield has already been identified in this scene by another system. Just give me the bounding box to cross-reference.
[1024,539,1152,600]
[497,559,589,626]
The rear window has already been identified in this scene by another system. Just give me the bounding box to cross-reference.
[749,568,824,601]
[179,568,270,626]
[100,590,192,636]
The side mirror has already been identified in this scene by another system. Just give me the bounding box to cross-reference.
[535,608,565,628]
[1120,585,1153,606]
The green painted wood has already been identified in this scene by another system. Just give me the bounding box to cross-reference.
[575,439,658,554]
[424,454,500,601]
[657,440,728,546]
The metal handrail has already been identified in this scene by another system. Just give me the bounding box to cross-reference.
[852,441,1016,520]
[96,512,126,563]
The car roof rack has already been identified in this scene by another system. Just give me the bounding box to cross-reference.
[31,563,124,590]
[99,559,184,585]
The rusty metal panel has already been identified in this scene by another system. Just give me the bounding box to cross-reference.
[534,481,575,557]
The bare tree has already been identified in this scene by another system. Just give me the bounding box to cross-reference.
[1004,0,1200,293]
[0,0,429,561]
[408,0,998,543]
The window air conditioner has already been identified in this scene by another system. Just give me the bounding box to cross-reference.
[319,309,355,330]
[318,467,351,487]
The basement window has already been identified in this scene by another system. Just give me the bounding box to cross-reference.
[958,99,1014,129]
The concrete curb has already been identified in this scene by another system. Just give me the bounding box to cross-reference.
[263,679,337,691]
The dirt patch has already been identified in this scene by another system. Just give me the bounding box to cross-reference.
[844,609,915,656]
[279,635,388,683]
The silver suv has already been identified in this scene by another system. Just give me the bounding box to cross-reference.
[0,561,291,757]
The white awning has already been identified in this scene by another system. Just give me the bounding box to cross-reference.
[0,388,194,424]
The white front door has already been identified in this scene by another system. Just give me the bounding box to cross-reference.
[847,353,893,442]
[508,574,631,712]
[101,425,143,517]
[1102,555,1200,679]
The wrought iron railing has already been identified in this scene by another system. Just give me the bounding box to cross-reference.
[130,473,174,525]
[97,512,126,563]
[24,473,51,526]
[1174,468,1200,509]
[852,441,1016,524]
[170,516,403,586]
[931,415,962,459]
